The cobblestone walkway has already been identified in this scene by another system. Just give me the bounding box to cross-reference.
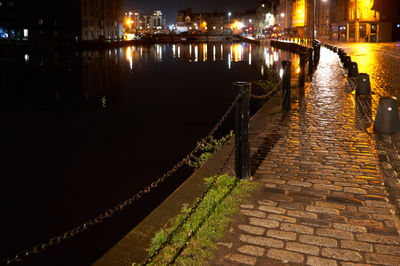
[209,48,400,265]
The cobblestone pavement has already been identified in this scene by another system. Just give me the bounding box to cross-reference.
[208,48,400,265]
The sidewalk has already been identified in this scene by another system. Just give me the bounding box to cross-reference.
[208,47,400,265]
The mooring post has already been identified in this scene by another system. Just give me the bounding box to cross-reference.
[233,81,251,180]
[282,60,292,114]
[308,48,313,75]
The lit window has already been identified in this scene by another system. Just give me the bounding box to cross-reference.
[23,29,28,38]
[0,2,2,6]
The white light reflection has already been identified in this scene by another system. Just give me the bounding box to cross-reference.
[249,45,252,65]
[126,47,133,70]
[177,46,181,58]
[172,44,176,58]
[273,50,279,62]
[220,44,223,60]
[228,53,232,69]
[189,44,192,57]
[279,68,283,78]
[213,45,216,61]
[24,54,29,62]
[140,47,143,59]
[194,45,198,62]
[261,65,264,75]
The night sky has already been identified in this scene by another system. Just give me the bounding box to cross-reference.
[124,0,262,24]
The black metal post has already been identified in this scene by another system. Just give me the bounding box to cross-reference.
[308,48,313,75]
[233,82,251,180]
[282,60,292,113]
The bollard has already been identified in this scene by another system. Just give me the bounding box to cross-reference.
[308,48,313,75]
[373,96,400,134]
[282,60,292,113]
[344,56,351,68]
[348,62,358,78]
[333,47,338,52]
[356,73,371,95]
[233,81,251,180]
[341,53,347,63]
[299,53,306,88]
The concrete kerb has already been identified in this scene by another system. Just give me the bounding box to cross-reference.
[94,82,289,266]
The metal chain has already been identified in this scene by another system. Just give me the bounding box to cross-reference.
[142,143,237,265]
[1,96,240,266]
[250,80,282,100]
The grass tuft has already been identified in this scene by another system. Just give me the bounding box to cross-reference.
[144,174,257,265]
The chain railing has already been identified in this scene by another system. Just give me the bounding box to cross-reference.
[1,95,240,266]
[250,80,282,100]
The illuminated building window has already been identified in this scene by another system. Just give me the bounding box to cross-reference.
[0,2,2,6]
[23,29,28,38]
[351,9,354,20]
[363,7,368,18]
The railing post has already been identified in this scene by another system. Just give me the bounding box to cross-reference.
[282,60,292,113]
[308,48,313,75]
[233,82,251,180]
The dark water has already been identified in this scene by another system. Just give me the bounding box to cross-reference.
[1,42,297,265]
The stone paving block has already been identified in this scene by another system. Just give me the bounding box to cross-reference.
[297,217,330,228]
[287,210,318,219]
[241,204,255,209]
[267,214,296,223]
[257,199,278,207]
[321,248,362,262]
[266,248,304,263]
[313,183,343,191]
[287,181,312,187]
[286,242,320,255]
[281,223,314,234]
[306,205,340,215]
[365,200,391,208]
[261,178,286,184]
[358,206,393,215]
[371,213,395,221]
[316,228,353,240]
[266,229,297,240]
[299,235,338,247]
[356,233,400,244]
[367,226,399,236]
[306,256,338,266]
[237,245,265,257]
[225,254,257,265]
[375,244,400,256]
[258,205,286,214]
[341,211,371,220]
[326,195,364,205]
[248,218,280,228]
[365,253,400,265]
[315,201,346,210]
[350,219,383,227]
[318,213,346,223]
[239,234,284,248]
[340,240,373,252]
[238,225,266,236]
[240,209,267,218]
[332,223,366,233]
[278,202,306,211]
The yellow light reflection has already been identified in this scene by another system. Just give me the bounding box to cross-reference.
[203,43,207,62]
[232,43,243,62]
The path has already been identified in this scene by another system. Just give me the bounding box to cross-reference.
[208,47,400,265]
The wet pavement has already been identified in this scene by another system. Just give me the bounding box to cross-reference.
[208,47,400,265]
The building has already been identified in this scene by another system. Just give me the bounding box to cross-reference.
[0,0,123,43]
[372,0,400,41]
[125,10,166,34]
